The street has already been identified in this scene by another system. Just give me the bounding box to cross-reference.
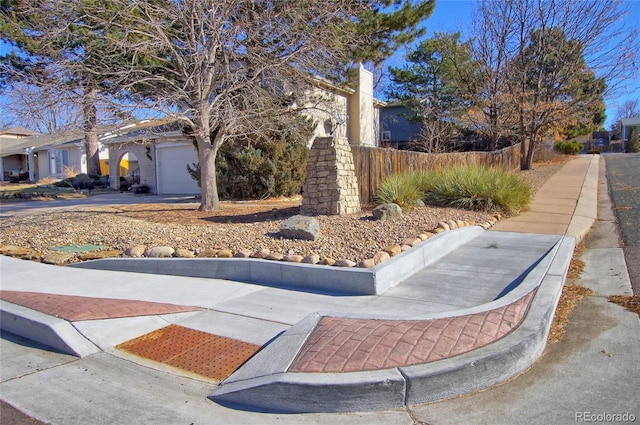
[605,152,640,294]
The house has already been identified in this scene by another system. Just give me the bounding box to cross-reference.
[0,127,38,181]
[2,65,383,193]
[620,116,640,147]
[0,127,115,183]
[378,104,422,149]
[102,65,385,195]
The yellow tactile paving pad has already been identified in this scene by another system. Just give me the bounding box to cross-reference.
[117,324,261,381]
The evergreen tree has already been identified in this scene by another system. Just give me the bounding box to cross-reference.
[0,1,140,174]
[386,32,473,152]
[628,126,639,153]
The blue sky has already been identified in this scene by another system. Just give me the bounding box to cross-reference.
[398,0,640,129]
[2,1,638,130]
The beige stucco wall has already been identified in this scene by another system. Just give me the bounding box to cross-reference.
[348,65,375,147]
[36,147,84,180]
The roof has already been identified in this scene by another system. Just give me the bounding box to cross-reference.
[98,118,185,145]
[0,129,84,156]
[0,119,186,157]
[620,117,640,126]
[0,127,38,137]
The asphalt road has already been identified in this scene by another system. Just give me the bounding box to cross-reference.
[604,152,640,294]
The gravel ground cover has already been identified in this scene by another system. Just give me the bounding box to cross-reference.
[0,156,569,265]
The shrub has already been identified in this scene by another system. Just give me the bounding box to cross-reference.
[554,140,584,155]
[627,126,639,153]
[375,173,422,208]
[187,115,314,199]
[71,173,94,190]
[425,166,530,216]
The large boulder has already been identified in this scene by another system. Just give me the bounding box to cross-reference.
[280,215,320,241]
[372,203,402,221]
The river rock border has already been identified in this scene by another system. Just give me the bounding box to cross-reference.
[0,215,502,267]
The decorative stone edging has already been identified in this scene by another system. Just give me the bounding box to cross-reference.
[0,214,503,267]
[115,214,502,269]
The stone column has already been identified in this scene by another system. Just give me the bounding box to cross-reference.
[301,137,361,216]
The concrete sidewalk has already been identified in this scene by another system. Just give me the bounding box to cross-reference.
[491,154,598,243]
[1,154,616,423]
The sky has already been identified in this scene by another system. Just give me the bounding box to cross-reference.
[1,1,638,131]
[393,0,640,130]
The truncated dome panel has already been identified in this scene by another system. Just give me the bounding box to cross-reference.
[117,324,261,381]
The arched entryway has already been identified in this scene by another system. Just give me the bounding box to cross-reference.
[108,143,156,192]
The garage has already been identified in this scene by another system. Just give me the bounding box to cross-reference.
[155,143,200,195]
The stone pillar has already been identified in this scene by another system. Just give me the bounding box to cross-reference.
[301,137,361,216]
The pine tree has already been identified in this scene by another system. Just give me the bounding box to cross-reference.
[628,126,639,153]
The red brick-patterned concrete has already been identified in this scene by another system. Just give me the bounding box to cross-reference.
[290,291,535,373]
[0,290,203,321]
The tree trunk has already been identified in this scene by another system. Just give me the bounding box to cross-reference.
[520,137,529,170]
[197,137,221,211]
[83,86,101,176]
[524,138,535,170]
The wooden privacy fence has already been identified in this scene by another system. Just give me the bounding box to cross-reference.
[351,143,522,204]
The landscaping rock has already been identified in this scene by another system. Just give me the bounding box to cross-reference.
[372,203,402,221]
[456,220,466,228]
[373,251,391,264]
[43,251,76,265]
[145,246,175,258]
[0,245,23,254]
[446,220,457,230]
[216,249,233,258]
[358,258,376,268]
[383,244,402,257]
[280,215,320,241]
[402,237,421,247]
[251,248,270,259]
[124,245,146,258]
[266,252,284,261]
[0,245,38,259]
[319,257,336,266]
[78,250,123,261]
[334,259,356,267]
[437,221,450,232]
[284,254,304,263]
[174,249,195,258]
[302,254,321,264]
[197,249,219,258]
[234,249,252,258]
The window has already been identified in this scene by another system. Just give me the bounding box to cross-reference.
[381,131,391,141]
[49,149,70,175]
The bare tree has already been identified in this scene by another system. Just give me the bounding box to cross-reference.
[471,0,638,169]
[469,0,520,151]
[616,98,640,120]
[90,0,432,210]
[0,81,81,133]
[1,1,149,174]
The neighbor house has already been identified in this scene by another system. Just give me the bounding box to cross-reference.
[620,116,640,148]
[378,104,422,149]
[0,127,116,183]
[0,127,37,181]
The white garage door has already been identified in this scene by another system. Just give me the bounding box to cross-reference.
[156,144,200,195]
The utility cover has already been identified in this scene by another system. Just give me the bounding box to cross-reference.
[48,244,107,253]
